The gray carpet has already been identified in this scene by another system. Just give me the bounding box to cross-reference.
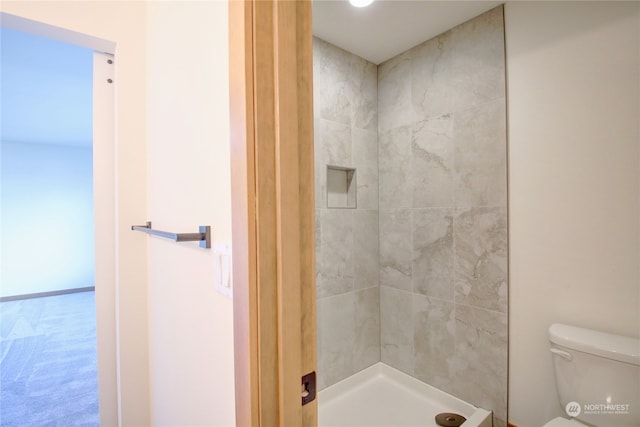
[0,291,100,426]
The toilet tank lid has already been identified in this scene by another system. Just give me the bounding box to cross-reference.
[549,323,640,366]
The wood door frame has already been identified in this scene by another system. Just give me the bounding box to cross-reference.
[229,1,317,426]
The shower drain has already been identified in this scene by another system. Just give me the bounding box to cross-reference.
[435,412,467,427]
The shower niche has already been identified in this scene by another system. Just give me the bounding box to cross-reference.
[326,166,356,209]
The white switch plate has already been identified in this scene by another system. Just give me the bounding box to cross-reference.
[213,242,232,299]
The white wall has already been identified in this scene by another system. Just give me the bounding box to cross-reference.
[1,2,236,425]
[505,2,640,426]
[0,2,150,425]
[1,141,94,297]
[146,2,235,426]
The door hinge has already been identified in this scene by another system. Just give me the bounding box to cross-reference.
[301,371,316,405]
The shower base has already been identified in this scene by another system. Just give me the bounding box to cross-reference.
[318,363,492,427]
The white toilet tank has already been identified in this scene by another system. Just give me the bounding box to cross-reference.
[548,323,640,427]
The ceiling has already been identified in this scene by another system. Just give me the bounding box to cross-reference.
[0,27,93,147]
[313,0,502,64]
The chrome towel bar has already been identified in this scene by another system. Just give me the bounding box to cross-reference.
[131,221,211,249]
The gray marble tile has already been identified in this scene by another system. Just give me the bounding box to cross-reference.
[355,165,378,210]
[380,286,413,375]
[317,210,354,299]
[453,304,507,426]
[352,127,378,168]
[412,114,454,208]
[315,118,352,210]
[354,287,380,371]
[412,294,455,393]
[314,119,326,210]
[315,208,322,282]
[411,32,453,122]
[454,207,507,313]
[313,37,352,125]
[352,128,378,209]
[379,209,412,292]
[451,6,506,113]
[350,55,378,131]
[317,293,355,389]
[312,36,323,117]
[453,98,507,208]
[494,417,507,427]
[412,208,454,301]
[353,210,379,290]
[318,118,352,168]
[379,126,411,209]
[378,51,411,132]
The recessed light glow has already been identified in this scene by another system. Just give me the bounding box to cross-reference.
[349,0,374,8]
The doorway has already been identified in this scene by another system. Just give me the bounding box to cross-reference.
[0,18,116,426]
[0,26,97,425]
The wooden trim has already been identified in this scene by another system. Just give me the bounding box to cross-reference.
[293,1,318,424]
[273,0,302,422]
[253,0,280,422]
[229,1,259,425]
[230,1,316,425]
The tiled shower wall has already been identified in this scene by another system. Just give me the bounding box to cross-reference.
[313,38,380,390]
[314,6,508,425]
[377,6,508,426]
